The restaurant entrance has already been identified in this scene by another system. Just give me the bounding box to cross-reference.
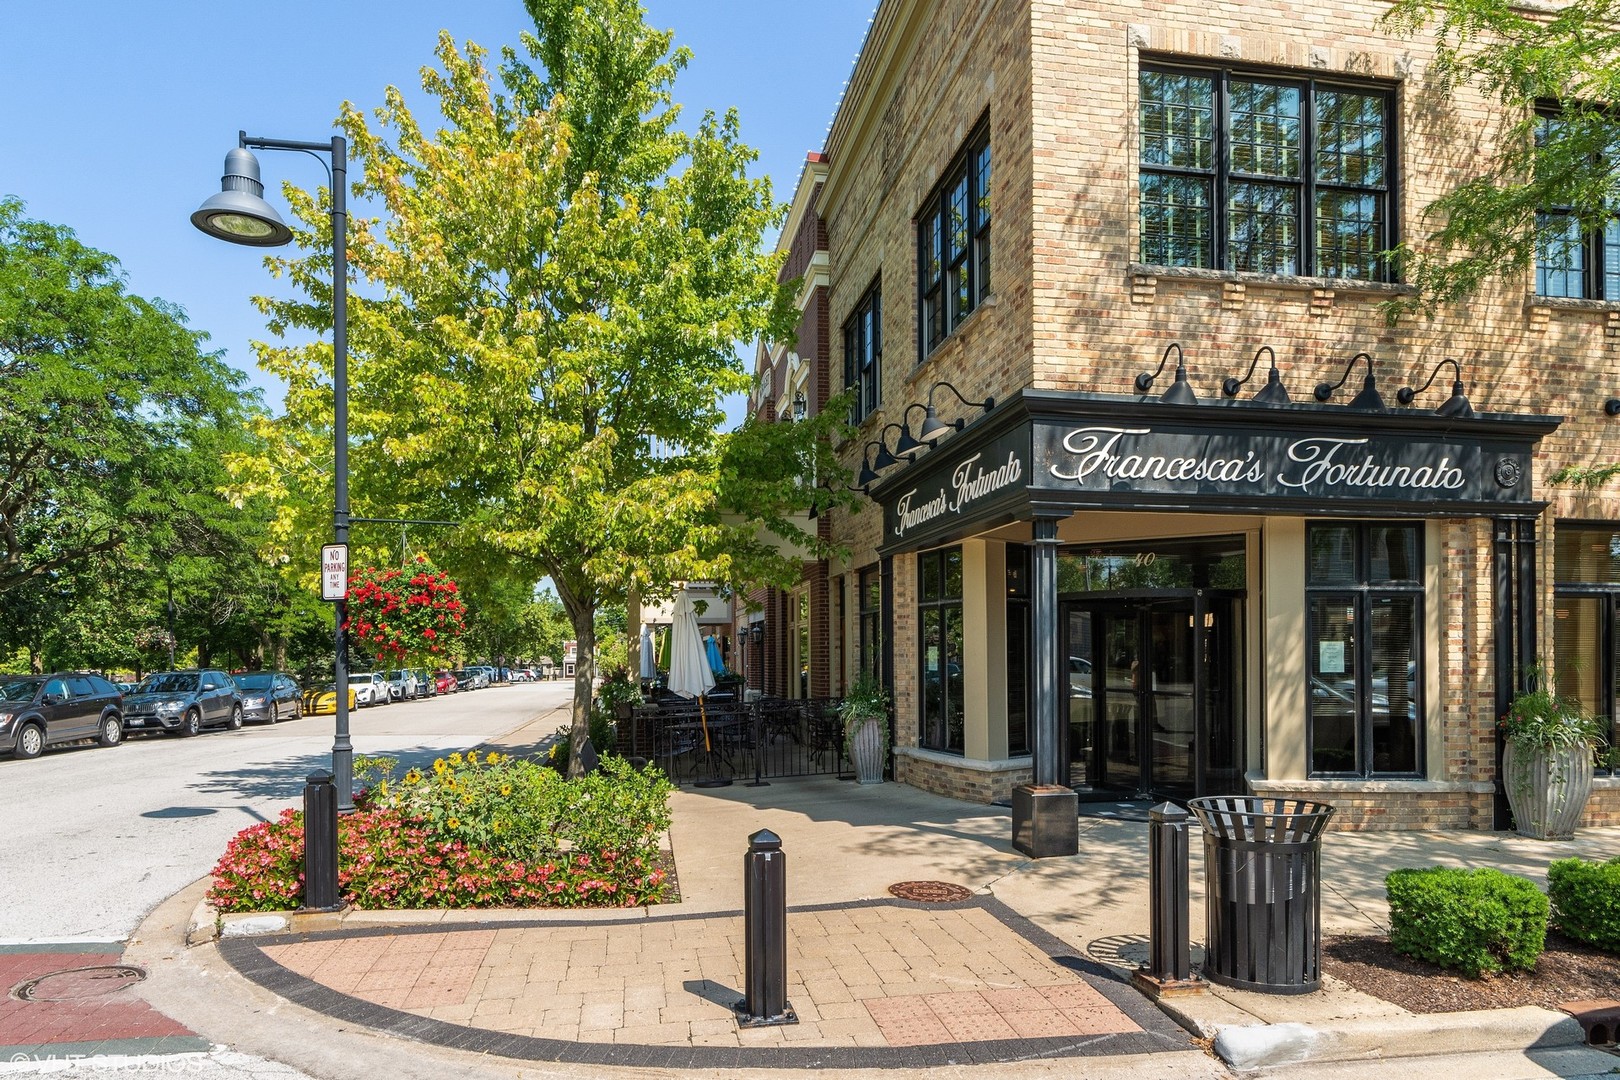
[1061,585,1244,803]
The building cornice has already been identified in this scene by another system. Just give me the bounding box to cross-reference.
[777,155,829,258]
[820,0,928,222]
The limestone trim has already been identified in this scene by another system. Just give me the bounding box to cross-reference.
[895,744,1033,774]
[1248,774,1494,796]
[1127,263,1416,298]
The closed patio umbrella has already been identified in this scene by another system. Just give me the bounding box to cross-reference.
[705,634,728,677]
[667,590,724,785]
[640,623,657,681]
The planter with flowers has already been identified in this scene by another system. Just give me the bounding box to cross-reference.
[839,674,890,785]
[1500,679,1607,840]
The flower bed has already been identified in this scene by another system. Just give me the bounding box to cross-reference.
[208,751,673,913]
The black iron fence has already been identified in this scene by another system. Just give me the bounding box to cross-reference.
[617,697,849,784]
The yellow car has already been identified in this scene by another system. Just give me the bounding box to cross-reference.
[302,686,358,716]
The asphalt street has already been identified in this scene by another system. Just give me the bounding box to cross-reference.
[0,679,572,943]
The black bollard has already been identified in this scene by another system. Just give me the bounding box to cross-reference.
[302,769,342,912]
[1130,802,1204,998]
[733,829,797,1027]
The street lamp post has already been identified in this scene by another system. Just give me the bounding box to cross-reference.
[192,130,355,811]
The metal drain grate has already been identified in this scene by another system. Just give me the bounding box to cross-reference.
[14,965,146,1002]
[887,880,973,903]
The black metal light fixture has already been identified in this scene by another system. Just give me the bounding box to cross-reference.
[1397,359,1475,418]
[1606,399,1620,417]
[1134,342,1198,405]
[1222,345,1291,406]
[918,381,996,443]
[791,391,807,420]
[750,624,764,644]
[1313,352,1388,411]
[857,442,883,488]
[194,129,356,812]
[894,403,928,455]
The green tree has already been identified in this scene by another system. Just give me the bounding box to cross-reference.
[238,3,848,773]
[1383,1,1620,312]
[0,198,252,598]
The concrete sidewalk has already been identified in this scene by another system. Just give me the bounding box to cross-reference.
[119,775,1620,1079]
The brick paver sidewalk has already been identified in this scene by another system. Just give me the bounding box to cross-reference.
[224,896,1189,1069]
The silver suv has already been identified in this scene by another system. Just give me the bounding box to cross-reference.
[123,669,243,736]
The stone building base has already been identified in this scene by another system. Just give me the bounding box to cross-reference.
[894,748,1033,805]
[1249,777,1620,832]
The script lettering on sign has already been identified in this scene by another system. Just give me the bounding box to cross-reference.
[1049,427,1265,485]
[893,449,1024,539]
[1276,437,1466,492]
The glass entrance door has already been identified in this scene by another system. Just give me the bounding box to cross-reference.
[1064,593,1242,801]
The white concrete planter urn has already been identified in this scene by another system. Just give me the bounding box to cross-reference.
[1500,682,1605,841]
[839,675,890,785]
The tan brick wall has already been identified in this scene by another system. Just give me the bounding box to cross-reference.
[816,0,1620,831]
[896,752,1034,805]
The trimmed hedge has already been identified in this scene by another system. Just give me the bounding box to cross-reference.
[1386,867,1549,977]
[1548,856,1620,952]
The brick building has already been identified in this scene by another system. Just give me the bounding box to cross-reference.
[763,0,1620,832]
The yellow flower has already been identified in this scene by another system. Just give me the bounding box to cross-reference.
[500,784,512,796]
[448,752,463,766]
[447,817,460,829]
[461,794,474,806]
[443,777,457,790]
[404,769,422,785]
[432,760,447,775]
[465,749,479,765]
[492,821,505,833]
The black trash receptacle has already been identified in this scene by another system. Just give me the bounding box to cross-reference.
[1187,796,1335,994]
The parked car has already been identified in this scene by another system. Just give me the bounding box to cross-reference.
[303,685,358,716]
[123,669,243,736]
[412,668,435,698]
[0,673,125,759]
[433,670,459,694]
[349,672,389,706]
[385,669,420,702]
[451,668,477,691]
[471,666,493,688]
[233,672,303,724]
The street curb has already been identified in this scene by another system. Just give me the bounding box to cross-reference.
[1170,1003,1589,1070]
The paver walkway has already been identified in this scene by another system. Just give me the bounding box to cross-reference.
[224,895,1188,1069]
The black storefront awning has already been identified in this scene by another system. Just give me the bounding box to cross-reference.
[870,390,1562,556]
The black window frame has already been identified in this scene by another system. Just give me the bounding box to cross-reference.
[918,117,992,359]
[1305,522,1425,779]
[842,278,882,424]
[1552,523,1620,774]
[1138,60,1397,282]
[858,565,883,683]
[1534,105,1620,300]
[918,547,965,755]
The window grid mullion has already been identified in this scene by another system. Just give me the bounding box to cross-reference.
[1303,80,1316,276]
[1215,70,1230,271]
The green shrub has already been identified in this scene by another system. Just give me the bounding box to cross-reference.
[1386,867,1549,977]
[1548,856,1620,952]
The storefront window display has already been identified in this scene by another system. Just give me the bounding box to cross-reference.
[1554,525,1620,774]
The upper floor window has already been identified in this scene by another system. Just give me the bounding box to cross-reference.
[843,280,881,423]
[1535,109,1620,299]
[919,120,991,358]
[1139,64,1394,281]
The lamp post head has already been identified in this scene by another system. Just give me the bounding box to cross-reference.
[192,147,293,247]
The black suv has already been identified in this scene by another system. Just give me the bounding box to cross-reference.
[0,673,125,759]
[123,669,243,736]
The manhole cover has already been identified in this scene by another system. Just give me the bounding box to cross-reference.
[14,965,146,1002]
[887,880,973,903]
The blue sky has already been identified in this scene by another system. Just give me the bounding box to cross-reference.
[0,1,877,414]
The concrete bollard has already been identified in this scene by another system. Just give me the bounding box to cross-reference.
[301,769,342,912]
[1131,802,1204,999]
[733,828,797,1027]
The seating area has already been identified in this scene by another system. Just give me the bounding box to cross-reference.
[616,694,848,783]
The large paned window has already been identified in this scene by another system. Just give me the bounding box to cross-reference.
[1139,64,1394,280]
[858,566,883,683]
[919,547,964,754]
[1306,523,1423,777]
[1007,546,1030,757]
[1553,525,1620,773]
[919,120,991,358]
[1535,110,1620,299]
[842,281,881,423]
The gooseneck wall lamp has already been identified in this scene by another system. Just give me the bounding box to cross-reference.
[1135,342,1198,405]
[1222,345,1292,405]
[1397,358,1475,418]
[791,391,807,420]
[193,130,356,812]
[918,381,997,443]
[1314,352,1388,412]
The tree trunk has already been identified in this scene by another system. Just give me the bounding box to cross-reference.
[566,600,597,778]
[29,648,42,675]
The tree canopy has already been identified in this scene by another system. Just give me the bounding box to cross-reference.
[0,197,253,604]
[1384,0,1620,312]
[234,1,847,766]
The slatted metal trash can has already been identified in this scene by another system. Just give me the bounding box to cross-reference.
[1187,797,1335,994]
